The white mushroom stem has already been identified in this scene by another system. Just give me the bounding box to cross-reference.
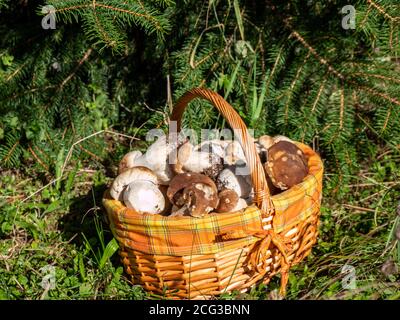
[224,141,246,165]
[257,135,292,152]
[175,142,222,175]
[119,135,177,185]
[230,198,248,212]
[170,205,189,217]
[123,180,166,214]
[110,166,158,201]
[273,135,292,144]
[118,150,143,174]
[216,166,252,198]
[195,140,231,158]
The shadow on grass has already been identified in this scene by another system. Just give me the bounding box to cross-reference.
[57,183,120,265]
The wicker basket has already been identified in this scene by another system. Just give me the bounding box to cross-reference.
[102,88,323,299]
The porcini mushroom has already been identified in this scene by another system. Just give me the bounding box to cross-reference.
[230,198,248,212]
[195,140,230,158]
[224,141,246,165]
[274,135,293,144]
[110,166,159,201]
[167,172,219,217]
[143,135,177,183]
[257,135,293,152]
[170,141,223,179]
[215,189,239,212]
[117,135,179,185]
[216,166,252,198]
[118,150,142,174]
[158,184,172,214]
[257,135,275,151]
[264,141,308,190]
[123,180,166,214]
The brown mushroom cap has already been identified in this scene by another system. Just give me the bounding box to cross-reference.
[264,173,282,196]
[215,189,239,213]
[167,172,219,217]
[265,141,308,190]
[181,185,218,217]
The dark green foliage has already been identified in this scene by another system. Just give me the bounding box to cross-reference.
[1,0,400,301]
[166,0,400,190]
[0,0,399,187]
[0,0,173,174]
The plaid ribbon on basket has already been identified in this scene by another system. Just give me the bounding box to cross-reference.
[102,142,323,257]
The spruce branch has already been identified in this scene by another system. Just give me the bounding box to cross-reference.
[60,48,93,89]
[265,44,285,97]
[366,0,399,22]
[288,28,345,80]
[284,20,400,108]
[54,3,156,22]
[189,23,224,69]
[381,106,392,132]
[360,4,373,28]
[283,52,311,124]
[356,84,400,106]
[352,72,400,85]
[5,61,29,82]
[2,140,19,164]
[51,0,171,40]
[28,144,50,171]
[311,79,327,113]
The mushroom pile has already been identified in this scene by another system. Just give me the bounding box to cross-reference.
[109,133,309,217]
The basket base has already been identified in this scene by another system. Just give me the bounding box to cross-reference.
[118,214,319,300]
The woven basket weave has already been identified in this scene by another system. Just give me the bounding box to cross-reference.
[102,88,323,299]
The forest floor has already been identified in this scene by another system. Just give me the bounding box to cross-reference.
[1,142,399,300]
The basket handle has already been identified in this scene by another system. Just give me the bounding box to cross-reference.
[170,87,274,215]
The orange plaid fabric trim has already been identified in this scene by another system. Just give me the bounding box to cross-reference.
[103,196,263,256]
[102,142,323,256]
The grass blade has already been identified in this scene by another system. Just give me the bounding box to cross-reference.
[233,0,244,40]
[254,74,268,122]
[99,238,119,269]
